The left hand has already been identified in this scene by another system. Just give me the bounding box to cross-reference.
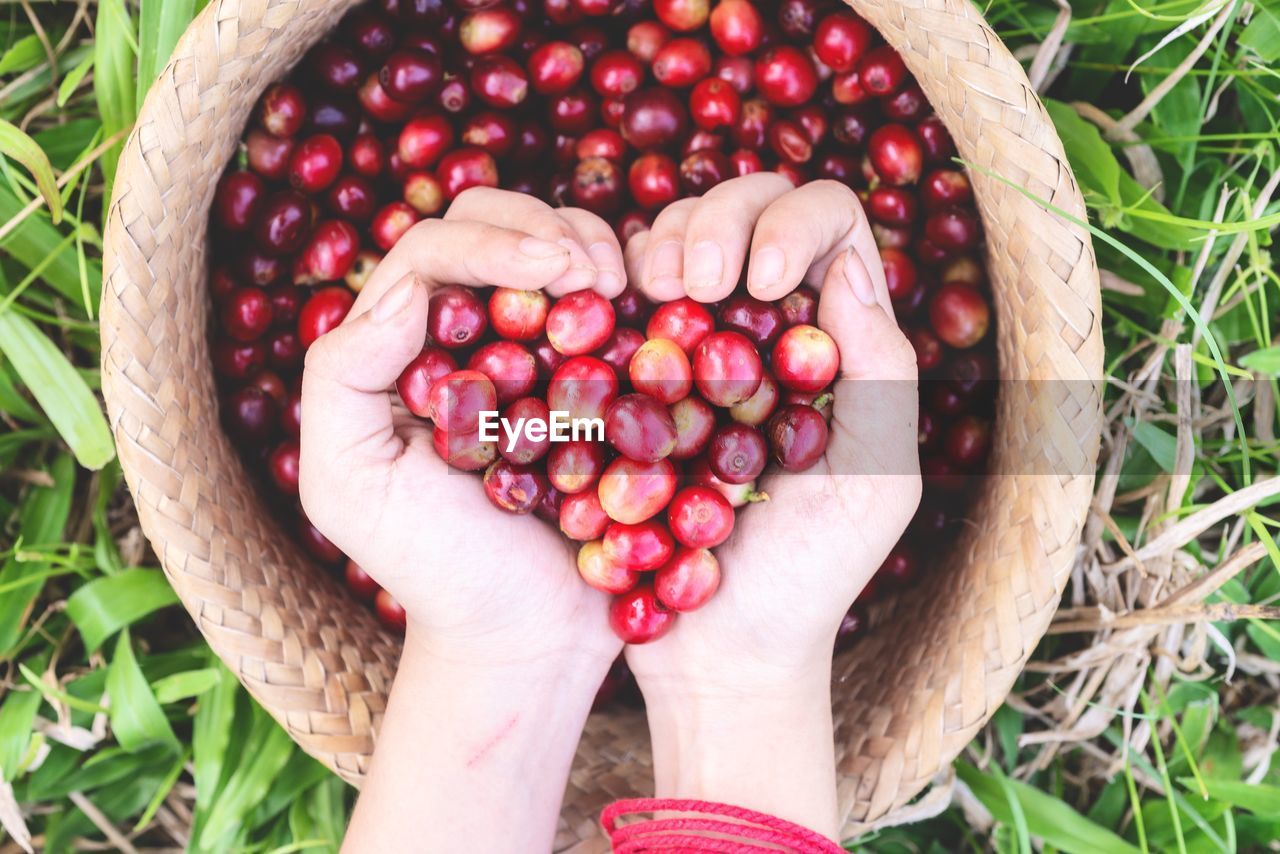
[300,189,627,674]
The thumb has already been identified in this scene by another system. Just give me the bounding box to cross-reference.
[818,248,920,483]
[299,275,428,509]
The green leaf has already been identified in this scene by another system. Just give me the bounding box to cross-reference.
[25,743,169,801]
[0,184,101,308]
[46,759,170,851]
[1239,0,1280,61]
[0,682,44,781]
[151,668,219,704]
[1177,778,1280,817]
[65,568,180,653]
[57,53,95,108]
[251,750,337,829]
[0,312,114,470]
[0,119,63,223]
[33,119,102,172]
[133,747,189,832]
[1246,620,1280,659]
[191,661,237,830]
[198,711,297,850]
[0,453,75,654]
[1131,420,1178,474]
[137,0,200,106]
[0,355,44,424]
[1240,346,1280,376]
[19,663,107,716]
[106,630,179,753]
[92,461,126,575]
[0,34,43,76]
[1068,0,1150,94]
[1044,99,1121,207]
[94,0,138,195]
[20,452,76,545]
[956,762,1141,854]
[1145,36,1201,159]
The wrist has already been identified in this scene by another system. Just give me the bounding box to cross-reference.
[633,641,835,707]
[348,627,610,852]
[638,653,840,841]
[402,622,614,709]
[404,616,619,687]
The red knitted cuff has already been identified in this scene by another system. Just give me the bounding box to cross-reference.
[601,798,845,853]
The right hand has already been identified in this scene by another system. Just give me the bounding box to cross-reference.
[624,176,922,695]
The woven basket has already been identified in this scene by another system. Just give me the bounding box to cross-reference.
[100,0,1103,846]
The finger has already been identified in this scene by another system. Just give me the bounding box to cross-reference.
[349,219,571,319]
[624,229,650,289]
[299,276,428,526]
[640,198,697,302]
[745,180,873,301]
[445,187,599,294]
[680,173,793,303]
[555,207,627,298]
[819,249,919,484]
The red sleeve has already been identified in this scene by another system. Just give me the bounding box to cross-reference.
[601,798,845,852]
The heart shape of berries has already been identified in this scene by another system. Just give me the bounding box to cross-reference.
[391,282,839,641]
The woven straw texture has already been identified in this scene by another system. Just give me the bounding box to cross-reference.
[100,0,1103,847]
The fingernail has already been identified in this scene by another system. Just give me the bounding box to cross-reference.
[520,236,568,259]
[748,246,786,292]
[650,240,683,284]
[587,242,622,294]
[372,277,416,323]
[844,249,878,307]
[686,241,724,293]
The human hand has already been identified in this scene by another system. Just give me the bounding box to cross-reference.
[299,188,628,674]
[623,173,921,686]
[622,175,921,837]
[304,189,636,852]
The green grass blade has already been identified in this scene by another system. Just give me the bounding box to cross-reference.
[191,660,237,831]
[1141,692,1188,854]
[136,0,201,106]
[198,712,297,850]
[956,762,1141,853]
[18,663,108,716]
[0,678,45,781]
[0,312,114,470]
[0,183,103,309]
[132,747,189,833]
[150,668,219,704]
[1124,756,1150,853]
[56,53,95,108]
[1178,778,1280,817]
[0,119,63,224]
[0,34,44,76]
[1238,0,1280,61]
[1240,346,1280,375]
[65,568,180,653]
[93,0,138,196]
[106,630,179,753]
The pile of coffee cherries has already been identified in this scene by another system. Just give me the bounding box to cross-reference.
[208,0,996,644]
[398,283,838,641]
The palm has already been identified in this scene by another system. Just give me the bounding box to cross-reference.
[341,414,620,666]
[629,457,891,683]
